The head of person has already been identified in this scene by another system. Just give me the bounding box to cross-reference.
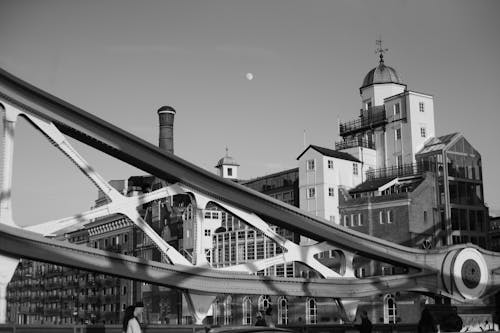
[134,301,144,317]
[122,305,135,331]
[361,310,368,319]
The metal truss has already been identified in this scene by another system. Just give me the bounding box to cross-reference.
[0,67,500,324]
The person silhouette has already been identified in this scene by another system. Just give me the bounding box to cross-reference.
[255,312,267,326]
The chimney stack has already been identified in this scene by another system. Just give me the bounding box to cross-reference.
[157,105,176,153]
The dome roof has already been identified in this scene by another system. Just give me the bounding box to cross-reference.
[215,155,240,168]
[361,57,403,88]
[215,148,239,168]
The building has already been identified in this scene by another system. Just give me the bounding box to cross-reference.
[6,46,494,327]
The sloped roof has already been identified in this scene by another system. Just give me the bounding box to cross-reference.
[349,177,396,194]
[417,132,460,155]
[297,145,361,163]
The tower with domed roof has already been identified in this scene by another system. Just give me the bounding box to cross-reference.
[337,39,435,170]
[215,148,240,181]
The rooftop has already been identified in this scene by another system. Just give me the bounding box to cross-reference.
[297,144,361,163]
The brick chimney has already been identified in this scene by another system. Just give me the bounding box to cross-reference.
[157,106,176,153]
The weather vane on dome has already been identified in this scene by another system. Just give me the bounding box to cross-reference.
[375,37,388,63]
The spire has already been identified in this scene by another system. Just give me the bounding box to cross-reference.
[375,37,388,64]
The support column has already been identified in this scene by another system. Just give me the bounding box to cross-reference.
[335,298,359,323]
[0,255,19,323]
[183,291,216,325]
[0,104,21,323]
[192,208,208,266]
[0,105,20,227]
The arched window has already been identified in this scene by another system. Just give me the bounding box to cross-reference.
[384,294,397,323]
[224,296,232,325]
[242,297,252,325]
[258,295,271,313]
[277,297,288,325]
[306,298,317,324]
[212,298,220,325]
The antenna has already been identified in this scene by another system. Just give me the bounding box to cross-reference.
[303,130,307,149]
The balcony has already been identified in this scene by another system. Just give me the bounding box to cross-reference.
[335,137,375,150]
[44,308,61,316]
[339,106,387,137]
[105,245,122,253]
[103,294,120,303]
[87,294,103,304]
[366,162,435,181]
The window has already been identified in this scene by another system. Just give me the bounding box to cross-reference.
[328,187,335,197]
[379,211,384,224]
[365,100,372,110]
[420,127,426,138]
[258,295,270,312]
[227,167,233,176]
[395,128,401,140]
[307,159,315,171]
[307,187,316,199]
[204,229,211,237]
[356,267,366,278]
[306,298,317,324]
[424,211,428,223]
[344,215,350,227]
[329,216,336,224]
[419,102,425,112]
[328,160,334,169]
[382,266,393,276]
[384,294,397,324]
[224,296,232,325]
[358,213,363,226]
[397,155,403,168]
[353,163,359,175]
[242,297,252,325]
[278,297,288,325]
[394,103,401,116]
[387,210,393,224]
[351,214,356,227]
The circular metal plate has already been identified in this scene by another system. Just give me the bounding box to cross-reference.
[452,248,488,300]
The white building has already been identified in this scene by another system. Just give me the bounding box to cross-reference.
[297,52,437,231]
[340,52,436,169]
[297,145,363,226]
[215,148,240,181]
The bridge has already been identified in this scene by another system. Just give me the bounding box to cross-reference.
[0,67,499,324]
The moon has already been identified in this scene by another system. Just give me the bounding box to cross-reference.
[246,73,254,81]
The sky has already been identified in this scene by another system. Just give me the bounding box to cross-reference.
[0,0,500,226]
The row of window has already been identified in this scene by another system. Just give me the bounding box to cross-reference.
[452,235,486,247]
[92,234,128,250]
[394,126,427,140]
[393,101,425,115]
[215,294,398,325]
[340,210,394,227]
[306,159,359,175]
[307,187,336,199]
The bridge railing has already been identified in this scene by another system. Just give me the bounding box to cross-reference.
[0,323,480,333]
